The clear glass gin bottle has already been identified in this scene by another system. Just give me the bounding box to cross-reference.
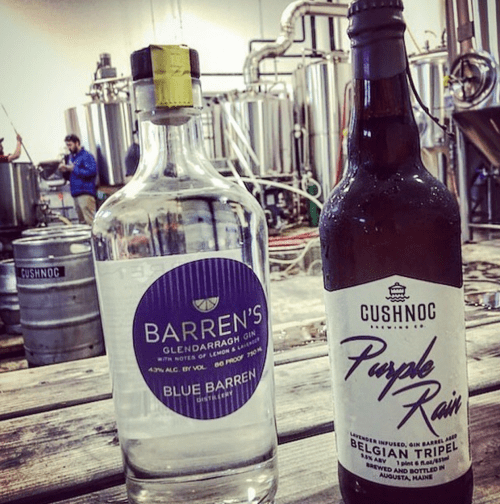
[92,45,278,504]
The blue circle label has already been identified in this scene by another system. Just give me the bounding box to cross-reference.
[133,258,268,420]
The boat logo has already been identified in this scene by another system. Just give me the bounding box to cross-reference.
[386,282,409,302]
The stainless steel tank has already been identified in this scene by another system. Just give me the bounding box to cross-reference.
[409,49,450,150]
[223,89,294,177]
[0,162,39,229]
[292,52,351,200]
[448,1,500,167]
[64,106,92,153]
[202,96,232,161]
[409,49,451,182]
[85,100,134,186]
[0,259,21,335]
[65,53,134,188]
[450,50,500,168]
[12,231,104,366]
[65,101,134,187]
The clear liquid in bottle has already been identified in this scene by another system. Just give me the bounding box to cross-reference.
[92,45,278,504]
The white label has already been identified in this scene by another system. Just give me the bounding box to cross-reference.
[94,249,272,421]
[324,275,471,487]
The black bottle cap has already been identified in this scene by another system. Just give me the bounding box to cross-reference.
[348,0,406,79]
[348,0,405,40]
[130,45,200,81]
[348,0,403,17]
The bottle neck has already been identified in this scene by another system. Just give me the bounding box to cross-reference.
[133,77,209,180]
[136,113,198,179]
[348,29,421,175]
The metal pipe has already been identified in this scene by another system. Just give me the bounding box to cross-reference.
[310,16,318,56]
[0,103,34,165]
[243,0,349,85]
[249,17,307,52]
[327,0,336,52]
[445,0,458,65]
[471,0,486,53]
[455,0,474,53]
[456,130,472,242]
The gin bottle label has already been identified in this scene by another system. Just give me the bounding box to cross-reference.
[96,253,269,420]
[324,275,471,487]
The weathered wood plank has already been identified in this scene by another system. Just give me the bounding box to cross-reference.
[0,356,112,421]
[0,400,121,504]
[3,388,500,504]
[0,334,23,356]
[0,342,333,422]
[2,318,500,424]
[469,390,500,503]
[0,300,492,376]
[0,355,27,373]
[50,433,340,504]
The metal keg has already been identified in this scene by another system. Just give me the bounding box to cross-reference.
[12,232,104,366]
[0,259,22,335]
[22,224,91,238]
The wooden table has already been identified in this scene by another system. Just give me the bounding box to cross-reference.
[2,304,500,504]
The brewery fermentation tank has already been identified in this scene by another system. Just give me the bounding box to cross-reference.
[442,0,500,237]
[409,49,450,150]
[0,162,39,230]
[222,89,294,177]
[292,52,351,200]
[409,49,451,183]
[65,53,134,187]
[65,100,133,186]
[447,0,500,167]
[64,106,91,154]
[202,96,231,162]
[87,100,134,186]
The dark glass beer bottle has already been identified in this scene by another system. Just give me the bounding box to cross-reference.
[319,1,473,503]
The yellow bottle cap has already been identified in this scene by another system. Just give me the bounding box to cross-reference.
[150,45,193,108]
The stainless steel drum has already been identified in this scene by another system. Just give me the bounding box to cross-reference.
[0,162,39,229]
[12,232,104,366]
[0,259,21,335]
[292,52,351,200]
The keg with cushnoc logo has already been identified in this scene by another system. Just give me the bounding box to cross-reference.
[0,259,22,335]
[12,231,104,366]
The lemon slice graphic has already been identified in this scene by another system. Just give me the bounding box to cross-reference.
[192,297,219,313]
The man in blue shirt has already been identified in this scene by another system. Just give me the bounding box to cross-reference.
[58,134,97,225]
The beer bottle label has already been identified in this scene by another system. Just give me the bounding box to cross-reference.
[324,275,471,487]
[95,251,269,420]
